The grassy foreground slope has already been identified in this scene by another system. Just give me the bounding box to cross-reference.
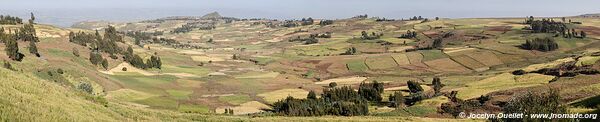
[0,68,478,121]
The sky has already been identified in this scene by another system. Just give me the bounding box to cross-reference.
[1,0,599,27]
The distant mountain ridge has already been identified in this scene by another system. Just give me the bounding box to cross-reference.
[578,13,600,18]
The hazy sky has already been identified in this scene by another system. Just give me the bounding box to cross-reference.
[1,0,599,27]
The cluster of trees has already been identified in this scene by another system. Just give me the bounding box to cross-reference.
[319,20,334,26]
[358,81,384,102]
[521,37,559,52]
[89,51,108,69]
[399,30,417,39]
[0,15,23,25]
[280,18,314,27]
[122,46,162,69]
[352,14,368,19]
[1,13,39,61]
[269,79,441,116]
[525,16,587,38]
[124,31,163,47]
[375,18,395,22]
[408,16,425,20]
[529,60,599,77]
[172,24,195,33]
[289,36,319,45]
[69,26,123,56]
[360,31,383,40]
[171,22,216,33]
[269,85,369,116]
[1,27,24,61]
[300,18,314,26]
[341,47,358,55]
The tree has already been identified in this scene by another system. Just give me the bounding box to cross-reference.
[30,12,35,23]
[388,91,404,108]
[432,77,443,95]
[89,51,103,66]
[329,82,337,88]
[432,38,443,49]
[307,90,317,99]
[28,40,39,57]
[101,58,109,70]
[407,80,424,93]
[5,36,24,61]
[358,81,384,102]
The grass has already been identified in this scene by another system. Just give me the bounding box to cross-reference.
[110,73,179,95]
[165,89,194,100]
[456,73,554,99]
[178,104,211,113]
[419,50,448,61]
[219,94,253,105]
[106,89,158,102]
[161,65,211,77]
[365,56,398,70]
[134,96,179,110]
[391,53,411,65]
[346,59,368,72]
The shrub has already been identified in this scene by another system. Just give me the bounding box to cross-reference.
[388,91,405,108]
[3,60,15,71]
[57,68,64,74]
[502,89,566,121]
[72,48,80,57]
[78,82,94,94]
[328,82,337,88]
[432,77,443,95]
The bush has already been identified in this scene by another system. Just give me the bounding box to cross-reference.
[432,77,443,95]
[512,69,526,75]
[388,91,404,108]
[122,67,127,71]
[57,68,64,74]
[78,82,94,94]
[502,89,566,121]
[72,48,80,57]
[3,60,15,71]
[329,82,337,88]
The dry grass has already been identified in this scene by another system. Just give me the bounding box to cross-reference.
[315,76,368,85]
[456,73,554,99]
[257,89,309,103]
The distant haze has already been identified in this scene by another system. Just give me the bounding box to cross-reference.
[1,0,599,27]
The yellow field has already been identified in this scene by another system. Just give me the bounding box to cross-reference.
[315,76,368,85]
[456,73,554,99]
[257,89,309,103]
